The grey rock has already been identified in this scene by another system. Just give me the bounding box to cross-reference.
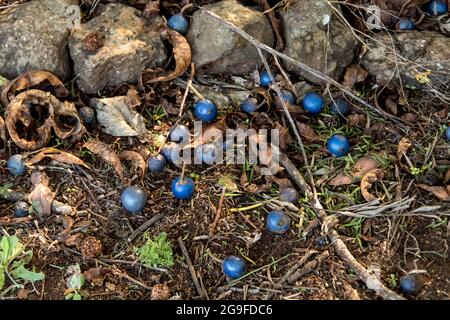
[69,4,167,94]
[279,0,358,84]
[361,32,450,90]
[187,0,274,75]
[0,0,78,80]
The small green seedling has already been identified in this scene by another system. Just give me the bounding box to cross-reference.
[65,264,85,300]
[0,235,45,293]
[135,232,174,268]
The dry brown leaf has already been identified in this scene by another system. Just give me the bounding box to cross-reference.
[28,171,55,216]
[27,147,89,168]
[328,174,353,187]
[146,26,191,83]
[329,156,378,187]
[53,101,85,140]
[444,168,450,184]
[275,121,292,150]
[360,169,385,202]
[342,65,368,89]
[348,114,366,127]
[1,70,68,107]
[83,140,124,180]
[84,267,111,286]
[296,121,322,142]
[119,150,147,177]
[125,87,141,109]
[397,137,412,163]
[385,95,398,116]
[417,184,450,202]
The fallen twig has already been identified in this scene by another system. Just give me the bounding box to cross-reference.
[178,237,206,298]
[210,187,226,237]
[288,250,330,283]
[127,214,163,243]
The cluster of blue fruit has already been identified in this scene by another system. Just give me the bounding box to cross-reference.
[398,1,448,30]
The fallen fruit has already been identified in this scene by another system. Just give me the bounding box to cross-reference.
[195,143,217,164]
[400,273,422,295]
[120,186,147,213]
[171,177,195,200]
[14,201,29,217]
[330,99,350,116]
[398,18,416,30]
[148,154,166,173]
[279,187,300,203]
[303,92,325,115]
[259,70,273,88]
[7,154,26,175]
[194,99,218,123]
[167,14,189,35]
[266,210,291,234]
[222,255,247,279]
[78,106,96,126]
[445,125,450,141]
[169,124,190,143]
[427,0,448,16]
[327,134,350,157]
[240,97,258,114]
[280,90,295,105]
[160,142,179,163]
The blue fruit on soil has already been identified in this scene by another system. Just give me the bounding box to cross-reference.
[303,92,325,115]
[148,154,166,173]
[121,186,147,213]
[161,142,178,163]
[14,201,29,217]
[78,106,96,125]
[7,154,26,175]
[195,143,217,164]
[170,124,190,143]
[266,210,291,234]
[194,99,218,123]
[240,97,258,114]
[445,126,450,140]
[327,134,350,157]
[279,187,300,203]
[259,70,273,88]
[331,99,350,116]
[281,90,295,105]
[222,255,247,279]
[398,18,416,30]
[167,14,189,35]
[171,177,195,200]
[400,273,421,295]
[427,0,448,16]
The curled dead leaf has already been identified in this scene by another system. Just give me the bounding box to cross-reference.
[296,121,322,142]
[1,70,68,107]
[119,150,147,178]
[28,171,55,216]
[53,101,85,141]
[342,65,368,89]
[417,184,450,202]
[329,156,379,187]
[83,140,124,180]
[397,137,412,166]
[360,169,385,202]
[145,26,191,83]
[27,148,88,168]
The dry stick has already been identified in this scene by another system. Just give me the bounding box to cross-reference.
[288,250,330,283]
[210,187,226,237]
[178,237,206,298]
[201,8,406,127]
[127,214,163,243]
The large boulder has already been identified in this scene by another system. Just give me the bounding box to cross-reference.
[361,32,450,89]
[187,0,274,75]
[0,0,78,80]
[69,4,168,94]
[279,0,358,84]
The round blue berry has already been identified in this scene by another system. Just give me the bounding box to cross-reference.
[78,106,96,126]
[222,255,247,279]
[169,124,190,144]
[194,99,218,123]
[398,18,416,30]
[331,99,350,116]
[148,154,166,173]
[428,0,448,16]
[171,177,195,200]
[167,14,189,35]
[280,90,296,105]
[195,143,218,164]
[327,134,350,157]
[445,126,450,141]
[279,187,299,204]
[14,201,29,217]
[7,154,26,176]
[240,97,258,114]
[400,273,422,295]
[259,70,273,88]
[303,92,325,115]
[120,186,147,213]
[266,210,291,234]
